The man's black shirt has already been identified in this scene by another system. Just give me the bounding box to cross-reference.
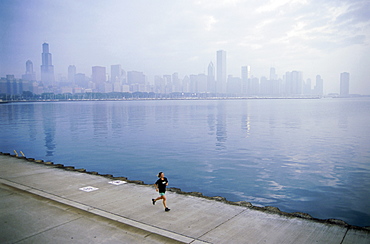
[155,177,168,193]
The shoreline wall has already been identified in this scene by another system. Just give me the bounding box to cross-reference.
[1,151,369,231]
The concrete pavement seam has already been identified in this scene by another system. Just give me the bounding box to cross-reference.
[0,178,209,244]
[196,208,248,241]
[11,213,84,244]
[5,202,83,243]
[339,228,350,244]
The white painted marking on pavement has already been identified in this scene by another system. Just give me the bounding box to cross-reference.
[108,180,127,185]
[79,186,99,192]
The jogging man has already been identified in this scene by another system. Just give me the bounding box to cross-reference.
[152,172,170,212]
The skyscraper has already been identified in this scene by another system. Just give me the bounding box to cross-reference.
[291,71,303,95]
[127,71,146,92]
[197,73,207,93]
[111,64,122,83]
[241,66,251,94]
[172,72,181,92]
[207,62,216,93]
[314,75,324,95]
[270,67,277,80]
[26,60,34,74]
[92,66,106,92]
[340,72,350,96]
[68,65,76,84]
[92,66,106,83]
[284,71,303,95]
[127,71,145,85]
[75,73,88,88]
[163,75,172,93]
[216,50,226,94]
[40,43,55,86]
[241,66,251,80]
[227,75,242,94]
[22,60,36,81]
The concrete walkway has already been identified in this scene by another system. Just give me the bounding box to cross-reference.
[0,155,369,244]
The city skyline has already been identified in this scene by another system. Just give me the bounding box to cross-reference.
[0,42,360,97]
[0,41,360,96]
[1,0,369,94]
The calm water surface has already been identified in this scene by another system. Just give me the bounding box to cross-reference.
[1,98,370,226]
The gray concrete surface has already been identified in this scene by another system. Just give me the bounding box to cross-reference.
[0,155,369,244]
[0,184,181,244]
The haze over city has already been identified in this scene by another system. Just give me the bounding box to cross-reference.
[2,0,370,231]
[1,0,370,95]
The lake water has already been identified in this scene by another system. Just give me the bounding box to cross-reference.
[1,98,370,227]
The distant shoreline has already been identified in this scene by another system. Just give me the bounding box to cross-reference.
[2,97,320,103]
[2,94,370,104]
[2,92,369,103]
[0,96,356,103]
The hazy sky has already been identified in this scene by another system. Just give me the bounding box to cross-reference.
[1,0,369,94]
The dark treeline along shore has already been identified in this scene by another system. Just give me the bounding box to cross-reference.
[3,90,365,102]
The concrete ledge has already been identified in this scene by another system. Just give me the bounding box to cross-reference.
[2,151,369,231]
[1,152,369,244]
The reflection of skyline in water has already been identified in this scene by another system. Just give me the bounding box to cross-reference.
[0,98,369,227]
[23,104,38,142]
[42,104,56,156]
[215,102,227,149]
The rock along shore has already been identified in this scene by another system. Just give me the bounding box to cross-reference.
[1,151,368,232]
[2,151,370,243]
